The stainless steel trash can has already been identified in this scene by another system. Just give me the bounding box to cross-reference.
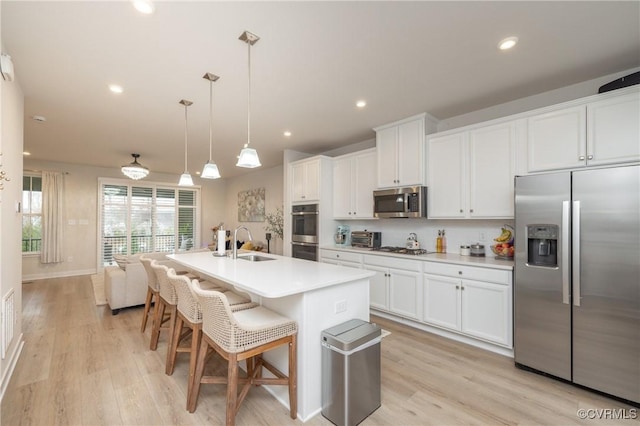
[321,319,382,426]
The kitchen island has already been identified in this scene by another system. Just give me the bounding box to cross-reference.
[167,250,375,422]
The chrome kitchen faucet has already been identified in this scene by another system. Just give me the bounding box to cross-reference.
[233,225,253,259]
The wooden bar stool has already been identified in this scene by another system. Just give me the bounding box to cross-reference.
[165,270,257,410]
[139,255,160,333]
[149,260,178,354]
[190,283,298,425]
[141,254,199,333]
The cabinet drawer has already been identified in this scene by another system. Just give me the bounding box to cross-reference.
[423,262,511,285]
[363,254,422,272]
[320,250,362,263]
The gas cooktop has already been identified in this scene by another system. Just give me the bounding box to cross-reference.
[373,246,434,255]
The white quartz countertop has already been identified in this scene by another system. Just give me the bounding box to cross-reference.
[167,251,375,298]
[321,245,514,271]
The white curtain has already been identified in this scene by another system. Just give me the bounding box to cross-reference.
[40,171,65,264]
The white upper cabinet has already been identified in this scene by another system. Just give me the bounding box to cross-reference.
[291,158,321,203]
[527,87,640,172]
[427,132,467,218]
[428,121,517,219]
[587,90,640,166]
[332,149,376,219]
[527,105,586,172]
[375,114,432,188]
[468,122,517,218]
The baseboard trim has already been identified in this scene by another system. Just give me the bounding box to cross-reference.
[22,268,96,282]
[371,309,514,358]
[0,333,24,403]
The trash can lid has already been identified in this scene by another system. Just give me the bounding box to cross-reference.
[322,319,381,351]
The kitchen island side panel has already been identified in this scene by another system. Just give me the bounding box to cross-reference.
[260,278,370,422]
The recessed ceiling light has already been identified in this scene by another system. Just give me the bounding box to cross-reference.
[132,0,155,14]
[284,131,292,137]
[23,151,31,156]
[498,36,518,50]
[356,100,367,108]
[109,84,123,94]
[32,115,46,122]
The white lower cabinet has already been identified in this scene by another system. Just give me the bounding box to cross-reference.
[364,255,422,320]
[460,279,511,346]
[366,265,389,312]
[423,274,461,330]
[322,249,513,350]
[320,249,362,269]
[423,263,512,348]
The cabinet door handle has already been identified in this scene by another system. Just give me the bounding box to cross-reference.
[458,271,462,275]
[470,209,474,213]
[459,209,463,213]
[456,285,460,289]
[587,155,593,160]
[336,254,340,258]
[461,286,465,290]
[579,156,585,161]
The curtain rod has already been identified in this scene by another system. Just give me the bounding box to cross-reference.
[24,168,69,174]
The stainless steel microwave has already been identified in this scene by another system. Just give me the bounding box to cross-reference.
[373,186,427,218]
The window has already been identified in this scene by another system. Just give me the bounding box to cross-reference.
[99,179,200,267]
[22,175,42,253]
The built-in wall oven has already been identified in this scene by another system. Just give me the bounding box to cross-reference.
[291,204,319,261]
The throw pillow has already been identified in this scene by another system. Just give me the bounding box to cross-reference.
[113,254,128,270]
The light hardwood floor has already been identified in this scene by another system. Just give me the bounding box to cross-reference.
[2,275,637,425]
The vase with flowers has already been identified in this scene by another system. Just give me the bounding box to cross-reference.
[264,207,283,253]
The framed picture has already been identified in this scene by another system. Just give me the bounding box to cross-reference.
[238,187,265,222]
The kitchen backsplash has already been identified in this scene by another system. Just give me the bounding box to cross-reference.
[337,219,515,253]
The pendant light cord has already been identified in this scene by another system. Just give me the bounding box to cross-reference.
[208,80,213,161]
[246,40,251,148]
[184,104,189,172]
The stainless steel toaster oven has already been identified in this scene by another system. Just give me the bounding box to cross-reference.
[351,231,382,248]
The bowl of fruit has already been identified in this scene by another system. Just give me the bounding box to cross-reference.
[492,225,514,259]
[491,243,514,258]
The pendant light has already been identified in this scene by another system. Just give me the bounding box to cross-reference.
[236,30,261,168]
[178,99,194,186]
[201,72,221,179]
[121,153,149,180]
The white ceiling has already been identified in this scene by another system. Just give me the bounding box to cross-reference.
[3,1,639,179]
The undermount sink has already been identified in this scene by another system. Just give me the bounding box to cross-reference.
[238,254,275,262]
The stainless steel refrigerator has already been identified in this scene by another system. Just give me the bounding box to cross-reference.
[514,164,639,404]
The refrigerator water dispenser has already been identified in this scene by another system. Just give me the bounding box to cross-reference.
[526,225,558,267]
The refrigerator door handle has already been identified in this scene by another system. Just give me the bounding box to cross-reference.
[572,200,581,307]
[562,201,570,305]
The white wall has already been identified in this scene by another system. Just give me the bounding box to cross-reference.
[438,67,640,131]
[221,164,284,255]
[1,42,25,399]
[337,218,513,255]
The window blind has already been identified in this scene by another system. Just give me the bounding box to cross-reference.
[99,180,199,266]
